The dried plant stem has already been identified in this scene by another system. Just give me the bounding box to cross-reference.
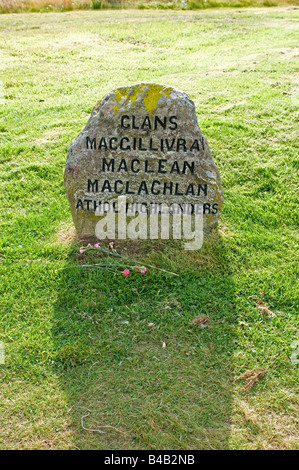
[81,412,128,436]
[56,246,179,276]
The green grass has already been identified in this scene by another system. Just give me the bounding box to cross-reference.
[0,8,298,450]
[0,0,298,15]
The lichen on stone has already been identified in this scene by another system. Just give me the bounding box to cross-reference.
[112,83,174,115]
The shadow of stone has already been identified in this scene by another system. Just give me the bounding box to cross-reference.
[52,231,237,450]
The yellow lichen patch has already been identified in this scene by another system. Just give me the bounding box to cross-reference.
[113,88,126,114]
[112,83,173,115]
[143,84,173,113]
[127,84,145,106]
[113,84,144,114]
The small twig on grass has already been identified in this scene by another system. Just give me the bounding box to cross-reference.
[81,412,128,436]
[81,412,105,434]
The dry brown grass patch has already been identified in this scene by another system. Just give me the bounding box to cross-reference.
[56,223,76,244]
[234,367,268,391]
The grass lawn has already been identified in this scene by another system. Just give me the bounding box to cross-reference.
[0,7,298,450]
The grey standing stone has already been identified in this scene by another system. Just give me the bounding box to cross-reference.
[64,83,223,239]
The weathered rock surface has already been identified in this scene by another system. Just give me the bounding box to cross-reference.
[64,83,223,239]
